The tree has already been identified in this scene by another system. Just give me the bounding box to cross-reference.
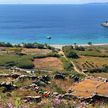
[0,42,12,47]
[62,46,79,58]
[73,43,77,49]
[88,42,92,46]
[65,50,79,58]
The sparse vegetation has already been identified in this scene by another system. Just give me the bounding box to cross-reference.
[0,54,34,69]
[0,43,108,108]
[23,42,45,49]
[0,42,13,47]
[60,57,73,71]
[62,46,79,58]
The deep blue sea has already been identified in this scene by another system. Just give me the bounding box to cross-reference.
[0,4,108,44]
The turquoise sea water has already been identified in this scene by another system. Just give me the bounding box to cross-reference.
[0,4,108,44]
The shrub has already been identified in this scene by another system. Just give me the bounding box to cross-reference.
[23,42,45,49]
[62,46,79,58]
[65,50,79,58]
[8,47,22,54]
[88,42,92,46]
[33,55,47,59]
[64,62,73,71]
[62,46,73,52]
[16,59,34,69]
[60,57,73,71]
[47,52,60,57]
[45,44,56,51]
[23,43,35,48]
[52,83,65,94]
[88,65,108,73]
[35,43,45,49]
[0,42,13,47]
[33,52,60,58]
[0,54,34,69]
[4,61,16,67]
[69,71,85,80]
[75,46,85,51]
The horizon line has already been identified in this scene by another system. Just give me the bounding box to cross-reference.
[0,2,108,5]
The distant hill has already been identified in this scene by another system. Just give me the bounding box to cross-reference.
[86,2,108,5]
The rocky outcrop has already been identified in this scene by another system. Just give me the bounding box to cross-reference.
[54,73,65,80]
[0,73,20,78]
[0,82,17,92]
[22,96,41,103]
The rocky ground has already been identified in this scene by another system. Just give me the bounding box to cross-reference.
[0,44,108,108]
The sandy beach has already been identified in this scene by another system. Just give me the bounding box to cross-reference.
[50,43,108,49]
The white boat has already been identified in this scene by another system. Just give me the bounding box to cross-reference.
[101,21,108,27]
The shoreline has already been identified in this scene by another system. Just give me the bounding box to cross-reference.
[50,43,108,49]
[0,42,108,49]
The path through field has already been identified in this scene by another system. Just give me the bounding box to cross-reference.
[59,50,87,76]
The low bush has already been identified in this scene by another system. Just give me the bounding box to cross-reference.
[69,71,85,80]
[47,52,60,57]
[0,42,13,47]
[62,46,79,59]
[62,46,73,52]
[33,55,47,59]
[60,57,73,71]
[88,65,108,73]
[16,59,34,69]
[23,42,45,49]
[33,52,60,59]
[0,54,34,69]
[52,83,66,94]
[65,50,79,58]
[4,61,16,67]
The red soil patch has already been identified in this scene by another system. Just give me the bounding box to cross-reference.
[97,83,108,96]
[34,57,64,71]
[69,78,106,98]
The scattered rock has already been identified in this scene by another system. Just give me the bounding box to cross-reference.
[17,75,37,81]
[106,79,108,82]
[63,93,73,100]
[22,96,41,103]
[54,73,65,80]
[11,66,36,74]
[43,91,50,97]
[39,75,50,83]
[32,80,46,87]
[11,74,20,79]
[0,74,20,78]
[52,92,59,97]
[70,75,80,82]
[0,82,17,92]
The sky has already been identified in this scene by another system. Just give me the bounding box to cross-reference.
[0,0,108,4]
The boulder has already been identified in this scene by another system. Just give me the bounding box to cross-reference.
[70,75,80,82]
[11,74,20,79]
[18,75,37,81]
[0,82,17,92]
[52,92,59,97]
[54,73,65,80]
[39,75,50,83]
[63,93,73,100]
[32,80,46,87]
[106,79,108,82]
